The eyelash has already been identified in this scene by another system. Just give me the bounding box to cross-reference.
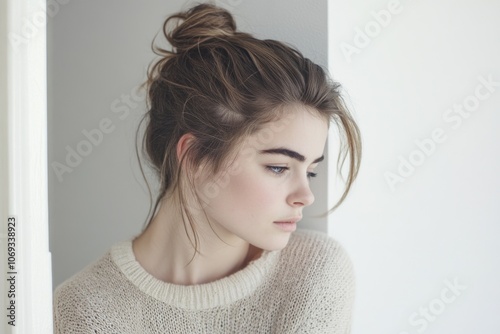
[266,166,318,179]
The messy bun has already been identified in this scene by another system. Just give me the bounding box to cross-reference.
[165,3,237,54]
[137,3,362,250]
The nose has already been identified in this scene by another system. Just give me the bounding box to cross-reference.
[287,178,315,207]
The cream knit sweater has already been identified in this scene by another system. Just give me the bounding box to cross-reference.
[53,229,355,333]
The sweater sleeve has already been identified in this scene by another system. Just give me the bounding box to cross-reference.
[297,237,356,334]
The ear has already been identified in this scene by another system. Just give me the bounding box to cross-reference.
[177,133,211,183]
[176,133,195,162]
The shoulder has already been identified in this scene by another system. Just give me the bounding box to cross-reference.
[288,228,347,251]
[53,248,126,332]
[53,249,117,300]
[285,229,355,276]
[275,229,356,331]
[276,229,356,291]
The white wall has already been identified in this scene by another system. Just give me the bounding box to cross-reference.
[329,0,500,333]
[49,0,330,289]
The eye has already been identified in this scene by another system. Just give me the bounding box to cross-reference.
[307,172,317,179]
[266,166,289,176]
[266,166,318,179]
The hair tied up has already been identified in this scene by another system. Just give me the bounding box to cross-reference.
[163,3,237,54]
[138,2,362,237]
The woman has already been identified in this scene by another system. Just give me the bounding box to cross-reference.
[53,3,362,333]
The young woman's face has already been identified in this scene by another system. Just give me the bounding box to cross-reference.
[194,104,329,251]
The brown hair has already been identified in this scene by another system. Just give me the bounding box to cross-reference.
[136,3,362,250]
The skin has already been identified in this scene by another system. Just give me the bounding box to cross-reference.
[132,104,329,285]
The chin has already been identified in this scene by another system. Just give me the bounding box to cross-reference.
[258,233,293,252]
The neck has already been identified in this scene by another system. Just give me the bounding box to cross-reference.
[132,194,262,285]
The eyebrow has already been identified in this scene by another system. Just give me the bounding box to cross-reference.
[259,147,325,164]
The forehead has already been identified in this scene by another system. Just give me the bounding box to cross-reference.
[238,105,329,158]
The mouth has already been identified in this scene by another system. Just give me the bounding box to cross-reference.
[274,217,302,224]
[273,217,301,232]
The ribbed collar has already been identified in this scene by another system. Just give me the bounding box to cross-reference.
[110,240,280,310]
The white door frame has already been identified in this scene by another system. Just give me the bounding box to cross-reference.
[1,1,53,333]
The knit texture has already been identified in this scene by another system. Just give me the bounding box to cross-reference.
[53,229,355,333]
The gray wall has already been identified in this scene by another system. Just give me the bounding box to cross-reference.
[48,0,329,289]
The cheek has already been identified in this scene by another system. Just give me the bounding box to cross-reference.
[224,170,278,213]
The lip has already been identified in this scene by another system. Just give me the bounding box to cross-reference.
[274,216,302,224]
[273,216,301,232]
